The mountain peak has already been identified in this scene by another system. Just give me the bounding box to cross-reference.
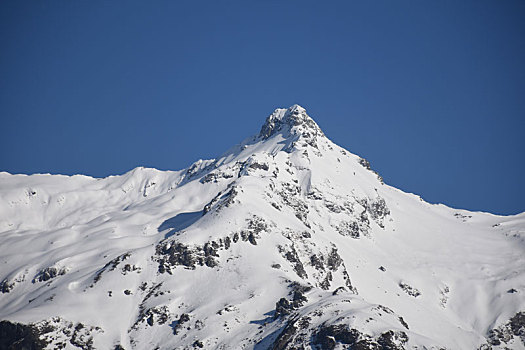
[258,105,324,140]
[1,105,524,350]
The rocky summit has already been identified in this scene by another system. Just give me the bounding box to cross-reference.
[0,106,524,349]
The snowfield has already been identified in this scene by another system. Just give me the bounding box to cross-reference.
[1,105,524,349]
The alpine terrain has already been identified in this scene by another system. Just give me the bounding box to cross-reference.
[1,105,524,350]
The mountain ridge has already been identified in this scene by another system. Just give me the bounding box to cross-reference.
[0,106,524,349]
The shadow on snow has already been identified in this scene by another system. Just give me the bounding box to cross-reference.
[158,210,203,238]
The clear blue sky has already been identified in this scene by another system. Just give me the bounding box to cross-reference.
[1,1,524,215]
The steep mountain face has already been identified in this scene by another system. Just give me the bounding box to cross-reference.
[1,105,524,350]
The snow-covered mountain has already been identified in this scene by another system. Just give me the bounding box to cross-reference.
[1,105,524,350]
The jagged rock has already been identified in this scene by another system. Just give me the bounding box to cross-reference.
[275,298,292,318]
[270,320,298,350]
[325,201,343,213]
[172,313,190,335]
[204,185,240,214]
[368,197,390,228]
[326,247,342,271]
[278,183,310,227]
[358,158,371,170]
[377,330,409,349]
[274,283,311,319]
[314,325,374,349]
[336,220,361,238]
[358,157,384,184]
[398,317,409,330]
[280,245,308,279]
[487,311,525,346]
[157,242,197,271]
[122,264,141,275]
[259,105,324,144]
[200,171,234,184]
[310,254,325,270]
[399,282,421,297]
[0,278,14,293]
[91,252,131,287]
[33,266,67,283]
[0,320,47,350]
[141,306,170,327]
[248,162,269,171]
[32,317,102,350]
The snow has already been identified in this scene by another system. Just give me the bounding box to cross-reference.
[0,105,524,349]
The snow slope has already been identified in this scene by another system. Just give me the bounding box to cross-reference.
[1,105,524,349]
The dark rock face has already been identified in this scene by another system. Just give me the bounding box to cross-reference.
[398,282,421,298]
[68,323,95,350]
[358,157,384,184]
[156,216,272,273]
[314,325,408,350]
[240,215,269,245]
[144,307,170,327]
[270,319,409,350]
[33,267,66,283]
[172,313,190,335]
[0,279,14,293]
[91,252,131,287]
[203,185,240,215]
[326,248,342,271]
[280,245,307,279]
[270,321,298,350]
[274,298,293,318]
[130,283,171,332]
[336,220,361,238]
[377,330,409,349]
[313,325,364,349]
[199,171,233,184]
[156,242,212,272]
[358,158,371,170]
[1,318,103,350]
[509,312,525,337]
[398,317,409,330]
[309,246,355,293]
[278,183,310,228]
[356,196,390,229]
[368,197,390,227]
[248,162,269,171]
[155,238,223,273]
[274,283,311,319]
[487,311,525,347]
[0,320,47,350]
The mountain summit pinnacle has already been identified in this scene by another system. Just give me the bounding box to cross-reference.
[258,104,325,141]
